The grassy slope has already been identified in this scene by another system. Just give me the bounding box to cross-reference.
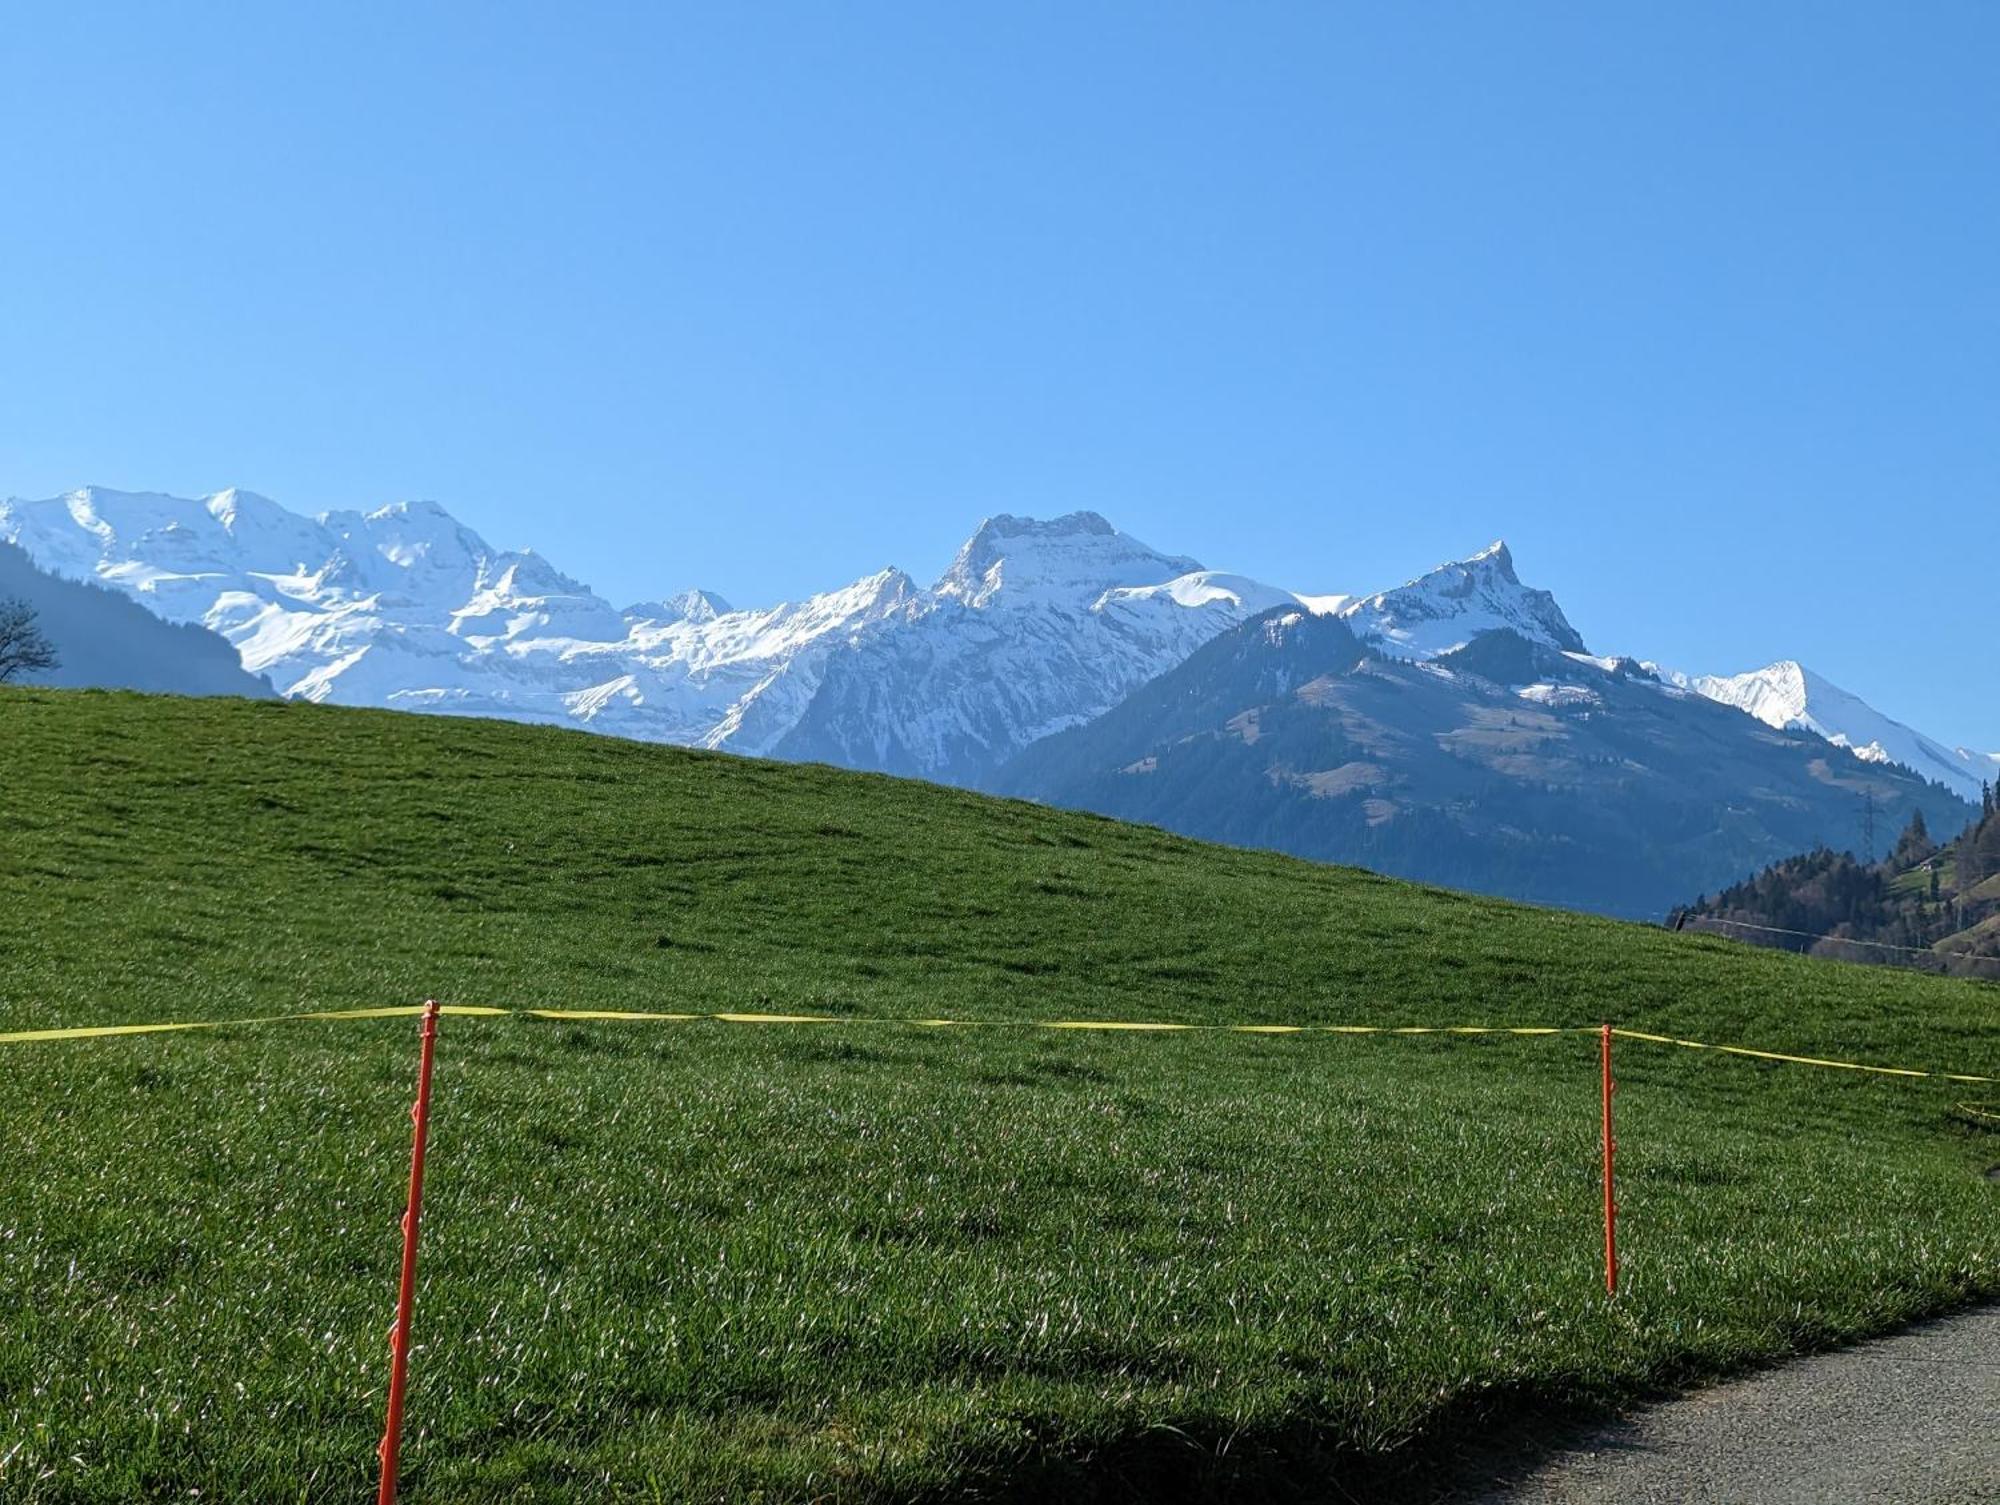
[1865,852,1997,957]
[0,689,1994,1503]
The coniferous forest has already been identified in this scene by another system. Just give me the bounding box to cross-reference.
[1673,785,2000,977]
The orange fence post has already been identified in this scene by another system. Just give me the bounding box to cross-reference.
[378,999,441,1505]
[1600,1022,1618,1297]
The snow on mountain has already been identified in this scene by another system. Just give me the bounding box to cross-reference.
[623,588,733,626]
[9,486,1980,805]
[1316,542,1988,807]
[991,596,1977,921]
[1678,660,1995,805]
[0,487,912,753]
[3,489,1591,782]
[0,491,1300,773]
[932,511,1203,609]
[1323,538,1987,808]
[774,513,1304,783]
[1331,540,1589,659]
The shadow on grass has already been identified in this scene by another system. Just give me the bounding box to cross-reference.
[913,1291,2000,1504]
[904,1381,1623,1505]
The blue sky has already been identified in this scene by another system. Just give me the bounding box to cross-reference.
[3,3,1995,749]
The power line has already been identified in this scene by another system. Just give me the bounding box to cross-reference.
[1676,913,1999,970]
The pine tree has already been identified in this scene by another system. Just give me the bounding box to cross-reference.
[1891,810,1935,870]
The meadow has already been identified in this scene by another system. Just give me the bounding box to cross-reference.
[1,689,1993,1502]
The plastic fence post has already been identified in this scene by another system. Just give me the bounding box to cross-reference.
[378,999,441,1505]
[1601,1022,1618,1297]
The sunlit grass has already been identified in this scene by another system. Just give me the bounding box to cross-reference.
[0,690,1993,1502]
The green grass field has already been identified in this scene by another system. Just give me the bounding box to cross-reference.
[1,689,1994,1502]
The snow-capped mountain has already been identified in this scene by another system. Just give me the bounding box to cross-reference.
[1677,661,1997,805]
[0,487,918,752]
[776,513,1299,782]
[6,484,1986,808]
[0,489,1300,774]
[1329,540,1587,659]
[1315,544,1993,807]
[624,588,733,626]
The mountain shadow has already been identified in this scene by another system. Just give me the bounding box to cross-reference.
[0,541,272,699]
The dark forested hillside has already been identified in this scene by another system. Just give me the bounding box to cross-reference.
[1958,785,2000,894]
[0,541,271,698]
[995,611,1976,921]
[1674,792,2000,977]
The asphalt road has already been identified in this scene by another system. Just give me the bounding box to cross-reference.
[1473,1304,2000,1505]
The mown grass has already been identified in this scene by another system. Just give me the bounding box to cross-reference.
[0,689,1994,1503]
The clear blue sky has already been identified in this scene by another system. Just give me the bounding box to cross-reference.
[3,3,1995,748]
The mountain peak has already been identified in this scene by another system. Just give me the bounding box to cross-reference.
[203,487,293,530]
[935,512,1204,609]
[364,498,456,524]
[1685,660,1992,804]
[976,510,1118,541]
[624,587,735,626]
[341,497,503,575]
[848,565,918,605]
[1340,543,1586,659]
[1688,661,1813,723]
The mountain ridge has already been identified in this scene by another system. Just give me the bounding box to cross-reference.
[4,485,1987,802]
[1673,660,1996,805]
[1332,539,1589,659]
[994,610,1976,920]
[1,487,1312,781]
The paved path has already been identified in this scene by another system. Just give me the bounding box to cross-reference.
[1475,1304,2000,1505]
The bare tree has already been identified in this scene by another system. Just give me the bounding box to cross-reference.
[0,598,59,684]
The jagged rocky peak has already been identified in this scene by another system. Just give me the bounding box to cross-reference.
[624,588,735,625]
[934,511,1207,609]
[481,550,594,599]
[673,587,733,622]
[1340,540,1587,659]
[822,565,918,615]
[1403,539,1519,598]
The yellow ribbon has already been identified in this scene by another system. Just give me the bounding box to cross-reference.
[0,1007,1989,1085]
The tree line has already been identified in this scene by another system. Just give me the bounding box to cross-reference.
[1672,793,2000,977]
